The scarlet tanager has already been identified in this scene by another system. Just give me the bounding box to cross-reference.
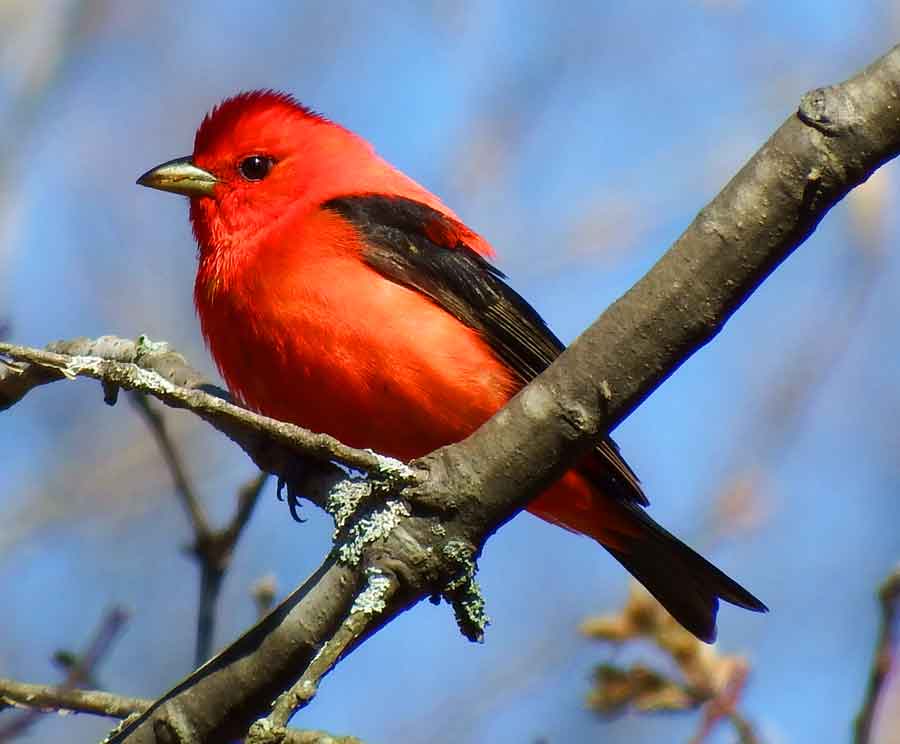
[138,90,766,641]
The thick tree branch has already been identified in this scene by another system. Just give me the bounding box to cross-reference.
[417,44,900,541]
[3,44,900,744]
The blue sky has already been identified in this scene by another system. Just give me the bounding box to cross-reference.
[2,2,899,742]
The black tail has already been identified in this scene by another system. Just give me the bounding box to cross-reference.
[603,505,767,642]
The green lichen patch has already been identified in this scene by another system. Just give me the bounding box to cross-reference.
[350,568,394,615]
[326,480,372,536]
[442,539,490,642]
[337,500,411,566]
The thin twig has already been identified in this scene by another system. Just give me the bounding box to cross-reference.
[0,606,129,741]
[0,678,362,744]
[131,391,271,666]
[1,333,387,669]
[65,606,130,687]
[193,471,270,666]
[130,392,211,539]
[130,390,218,666]
[855,567,900,743]
[690,661,754,743]
[0,678,149,720]
[223,471,269,547]
[194,563,225,668]
[0,340,416,486]
[266,568,400,728]
[248,726,364,744]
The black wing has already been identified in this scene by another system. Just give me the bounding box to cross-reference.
[324,194,646,506]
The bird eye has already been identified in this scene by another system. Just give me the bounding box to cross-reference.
[238,155,274,181]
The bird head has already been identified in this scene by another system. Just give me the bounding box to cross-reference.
[137,90,447,256]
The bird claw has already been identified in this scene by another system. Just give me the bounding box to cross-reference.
[277,476,307,523]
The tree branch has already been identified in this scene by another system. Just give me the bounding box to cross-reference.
[0,677,149,720]
[0,337,416,501]
[0,335,221,411]
[130,392,212,537]
[4,43,900,744]
[855,567,900,743]
[131,390,269,666]
[415,43,900,542]
[0,607,129,741]
[0,678,361,744]
[263,567,399,730]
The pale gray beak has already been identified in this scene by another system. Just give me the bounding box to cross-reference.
[137,157,217,197]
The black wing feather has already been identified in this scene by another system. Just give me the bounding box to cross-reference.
[324,194,646,506]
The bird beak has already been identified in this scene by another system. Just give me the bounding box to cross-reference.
[136,157,217,197]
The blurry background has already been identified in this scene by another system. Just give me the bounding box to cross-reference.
[1,1,899,742]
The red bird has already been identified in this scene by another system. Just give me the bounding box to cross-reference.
[138,90,765,641]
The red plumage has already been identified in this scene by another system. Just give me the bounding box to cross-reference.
[140,90,766,641]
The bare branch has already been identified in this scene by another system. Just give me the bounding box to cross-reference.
[416,44,900,541]
[130,392,212,539]
[0,337,415,491]
[0,678,149,720]
[855,567,900,744]
[192,471,270,665]
[223,471,269,549]
[0,607,129,741]
[130,390,270,667]
[265,568,399,728]
[130,391,217,667]
[0,678,361,744]
[248,726,363,744]
[0,336,220,411]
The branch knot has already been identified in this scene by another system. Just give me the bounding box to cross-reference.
[798,85,858,136]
